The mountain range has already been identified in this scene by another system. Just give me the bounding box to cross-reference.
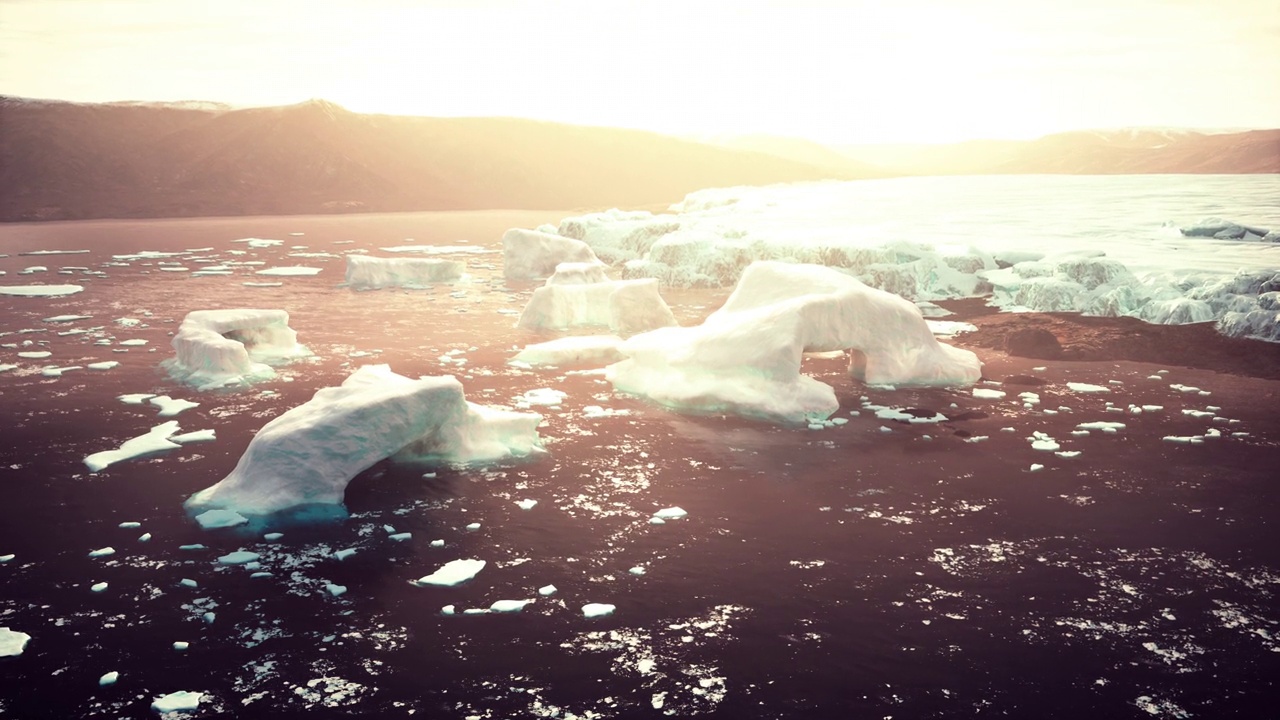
[2,96,1276,222]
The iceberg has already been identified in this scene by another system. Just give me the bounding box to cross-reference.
[165,309,311,390]
[344,255,465,289]
[517,278,677,335]
[512,335,625,368]
[186,365,542,517]
[606,262,982,423]
[502,228,600,280]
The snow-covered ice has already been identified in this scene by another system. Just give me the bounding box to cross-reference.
[583,603,617,618]
[412,559,486,586]
[344,255,465,289]
[186,365,542,516]
[84,421,182,472]
[166,309,311,390]
[606,262,981,423]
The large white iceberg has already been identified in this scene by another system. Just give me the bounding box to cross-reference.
[165,309,311,390]
[186,365,542,517]
[606,262,982,423]
[502,228,600,280]
[517,278,677,335]
[345,255,465,289]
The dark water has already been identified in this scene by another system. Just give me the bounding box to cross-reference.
[1,211,1278,719]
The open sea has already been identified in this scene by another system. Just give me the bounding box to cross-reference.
[1,176,1278,719]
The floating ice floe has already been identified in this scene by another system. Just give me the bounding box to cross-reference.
[84,421,182,472]
[653,507,688,520]
[412,558,486,587]
[582,603,616,618]
[217,551,260,565]
[503,228,600,280]
[99,671,119,686]
[87,361,119,370]
[511,335,625,368]
[194,509,248,530]
[185,365,543,517]
[1067,382,1110,393]
[382,244,494,255]
[490,599,533,613]
[972,388,1006,400]
[0,284,84,297]
[165,309,311,390]
[344,255,465,289]
[151,690,202,714]
[17,351,51,359]
[171,429,216,444]
[42,314,92,323]
[517,278,677,335]
[255,266,322,277]
[606,262,981,423]
[0,628,31,657]
[149,396,199,417]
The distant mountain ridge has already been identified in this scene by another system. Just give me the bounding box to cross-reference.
[0,96,879,222]
[2,96,1276,222]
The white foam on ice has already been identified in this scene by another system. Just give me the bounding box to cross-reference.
[412,559,486,586]
[186,365,542,516]
[606,262,981,423]
[84,421,182,472]
[0,284,84,296]
[166,309,311,390]
[344,255,465,289]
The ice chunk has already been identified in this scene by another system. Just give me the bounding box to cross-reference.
[91,582,108,592]
[538,585,557,596]
[17,351,51,359]
[1067,382,1110,393]
[149,396,199,417]
[99,671,119,686]
[517,279,677,335]
[118,393,156,405]
[187,365,543,516]
[1077,421,1125,431]
[607,262,981,423]
[326,583,348,597]
[389,532,412,541]
[503,228,599,280]
[334,548,357,560]
[194,509,248,529]
[171,429,216,444]
[972,388,1006,400]
[518,388,567,407]
[344,255,465,289]
[151,690,202,714]
[653,507,688,520]
[490,599,533,613]
[43,314,92,323]
[255,266,322,276]
[0,628,31,657]
[582,603,616,618]
[545,261,610,285]
[412,559,486,586]
[0,284,84,296]
[512,335,624,368]
[87,361,120,370]
[515,499,538,510]
[217,551,260,565]
[166,309,311,390]
[84,421,182,472]
[171,641,189,651]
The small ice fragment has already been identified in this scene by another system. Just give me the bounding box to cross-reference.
[178,544,206,551]
[490,599,533,613]
[326,583,347,597]
[0,554,13,563]
[1031,440,1060,451]
[1055,451,1081,458]
[653,507,687,520]
[971,388,1006,399]
[202,612,215,624]
[441,605,456,615]
[412,559,486,586]
[217,551,260,565]
[649,517,666,525]
[582,603,616,618]
[91,582,108,592]
[538,585,557,596]
[88,547,115,558]
[807,423,824,430]
[389,532,412,542]
[515,499,538,510]
[179,578,198,588]
[149,396,198,417]
[118,521,142,529]
[1067,383,1109,393]
[465,522,481,531]
[118,339,148,347]
[138,533,152,542]
[99,671,119,686]
[629,566,647,575]
[151,690,201,714]
[194,508,248,529]
[170,429,216,444]
[117,393,156,405]
[172,641,189,651]
[334,548,357,561]
[88,361,119,370]
[430,539,444,548]
[1029,464,1044,472]
[263,533,284,541]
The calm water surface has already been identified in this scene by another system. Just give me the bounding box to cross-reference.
[1,204,1278,719]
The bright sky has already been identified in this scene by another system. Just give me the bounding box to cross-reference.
[2,0,1278,144]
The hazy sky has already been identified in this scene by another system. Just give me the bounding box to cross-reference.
[2,0,1278,144]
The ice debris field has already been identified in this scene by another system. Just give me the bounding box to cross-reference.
[0,174,1277,718]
